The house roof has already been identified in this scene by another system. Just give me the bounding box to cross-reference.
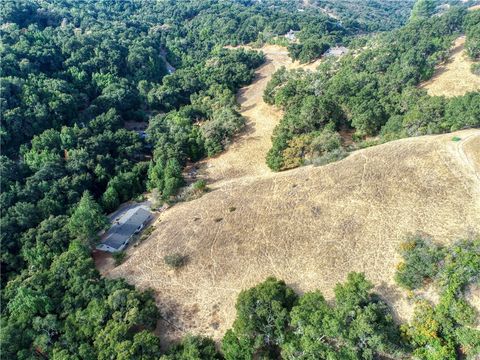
[102,207,151,250]
[326,46,348,56]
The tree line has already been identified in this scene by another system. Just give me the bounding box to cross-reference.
[264,7,480,171]
[1,0,410,357]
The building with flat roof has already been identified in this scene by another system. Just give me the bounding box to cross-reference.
[96,206,152,252]
[325,46,349,57]
[285,29,298,42]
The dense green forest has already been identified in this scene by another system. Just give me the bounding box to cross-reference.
[1,0,479,359]
[0,0,413,358]
[264,7,480,171]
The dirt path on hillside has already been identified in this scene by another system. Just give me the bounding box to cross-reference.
[197,45,321,187]
[419,36,480,97]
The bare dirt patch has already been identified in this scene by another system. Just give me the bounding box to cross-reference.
[419,36,480,97]
[92,249,115,274]
[109,129,480,344]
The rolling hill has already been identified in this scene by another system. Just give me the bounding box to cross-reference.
[420,36,480,97]
[109,129,480,343]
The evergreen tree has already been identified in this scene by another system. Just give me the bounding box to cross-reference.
[410,0,436,21]
[68,191,108,246]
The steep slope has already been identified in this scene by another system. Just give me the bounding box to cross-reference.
[198,45,321,187]
[110,129,480,343]
[420,36,480,97]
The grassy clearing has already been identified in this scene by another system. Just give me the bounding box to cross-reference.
[420,36,480,97]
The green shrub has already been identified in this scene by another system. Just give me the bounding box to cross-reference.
[113,251,126,266]
[471,63,480,76]
[164,253,188,269]
[135,194,146,202]
[380,115,407,141]
[177,180,209,202]
[138,226,154,244]
[193,179,207,192]
[309,127,341,155]
[394,236,443,290]
[310,148,348,167]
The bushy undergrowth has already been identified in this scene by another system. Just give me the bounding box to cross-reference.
[164,253,188,269]
[395,236,443,290]
[396,236,480,359]
[112,251,127,266]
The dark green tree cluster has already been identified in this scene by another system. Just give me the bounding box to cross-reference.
[410,0,437,21]
[0,3,168,155]
[286,0,419,63]
[1,109,147,275]
[288,40,332,64]
[222,274,406,360]
[1,238,162,359]
[395,236,480,359]
[313,0,416,32]
[265,7,479,171]
[137,0,413,69]
[465,9,480,61]
[145,49,264,199]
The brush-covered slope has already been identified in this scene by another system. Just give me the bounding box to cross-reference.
[108,129,480,343]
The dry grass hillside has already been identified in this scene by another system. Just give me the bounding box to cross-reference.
[198,45,321,187]
[420,36,480,97]
[109,129,480,343]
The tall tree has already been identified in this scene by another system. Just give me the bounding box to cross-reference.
[68,191,108,246]
[410,0,436,21]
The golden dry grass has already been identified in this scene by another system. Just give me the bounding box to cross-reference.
[419,36,480,97]
[198,45,321,187]
[100,45,480,344]
[108,128,480,344]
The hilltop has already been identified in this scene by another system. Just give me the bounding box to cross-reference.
[110,129,480,343]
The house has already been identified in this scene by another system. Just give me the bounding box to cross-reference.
[284,29,298,42]
[96,206,152,253]
[325,46,349,57]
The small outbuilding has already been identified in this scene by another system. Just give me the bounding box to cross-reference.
[284,29,298,42]
[96,206,152,253]
[325,46,349,57]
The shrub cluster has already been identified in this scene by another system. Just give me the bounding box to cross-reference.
[396,236,480,359]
